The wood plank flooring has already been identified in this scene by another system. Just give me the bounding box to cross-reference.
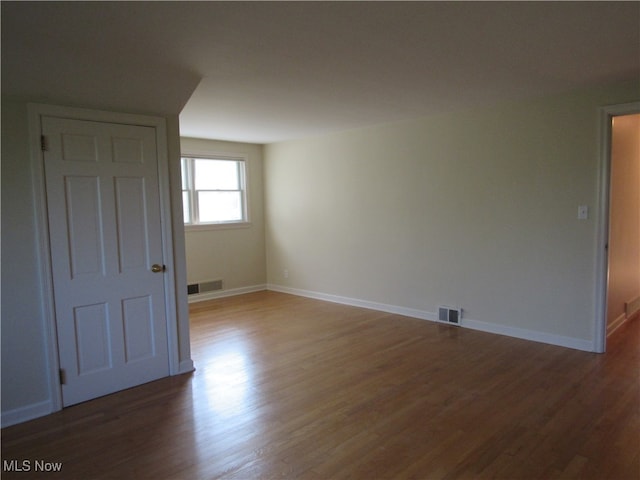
[2,291,638,479]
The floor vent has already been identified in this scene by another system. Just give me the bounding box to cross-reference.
[187,279,223,295]
[437,306,462,326]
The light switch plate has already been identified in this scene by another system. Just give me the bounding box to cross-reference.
[578,205,588,220]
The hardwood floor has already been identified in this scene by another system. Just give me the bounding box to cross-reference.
[2,291,638,479]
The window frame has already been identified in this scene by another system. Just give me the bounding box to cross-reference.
[181,154,250,231]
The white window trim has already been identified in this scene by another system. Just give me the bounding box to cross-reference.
[181,153,251,231]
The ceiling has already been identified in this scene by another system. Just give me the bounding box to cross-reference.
[2,1,639,144]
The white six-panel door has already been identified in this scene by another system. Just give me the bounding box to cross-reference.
[42,116,170,406]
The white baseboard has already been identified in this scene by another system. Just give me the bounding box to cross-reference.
[268,284,434,321]
[607,312,628,337]
[1,400,53,428]
[462,318,593,352]
[267,284,594,352]
[187,284,267,303]
[178,359,195,374]
[3,361,196,428]
[625,295,640,318]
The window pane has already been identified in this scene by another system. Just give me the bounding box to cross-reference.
[198,191,242,223]
[181,158,189,190]
[194,159,239,190]
[182,191,191,223]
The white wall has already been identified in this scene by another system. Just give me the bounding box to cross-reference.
[264,83,640,348]
[1,96,51,414]
[180,138,266,297]
[0,95,192,425]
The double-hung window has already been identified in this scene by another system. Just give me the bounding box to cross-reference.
[181,156,248,226]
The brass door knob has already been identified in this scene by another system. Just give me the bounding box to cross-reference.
[151,264,165,273]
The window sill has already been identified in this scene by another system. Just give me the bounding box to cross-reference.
[184,222,252,232]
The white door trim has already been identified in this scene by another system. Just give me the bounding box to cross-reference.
[594,101,640,353]
[28,103,181,412]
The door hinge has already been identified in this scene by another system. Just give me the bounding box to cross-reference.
[40,135,48,152]
[59,368,67,385]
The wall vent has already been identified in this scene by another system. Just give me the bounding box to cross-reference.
[187,279,223,295]
[437,306,462,326]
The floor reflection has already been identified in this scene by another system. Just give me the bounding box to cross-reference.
[201,350,251,418]
[190,325,262,423]
[190,329,264,476]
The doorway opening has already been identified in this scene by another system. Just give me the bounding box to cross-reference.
[595,102,640,353]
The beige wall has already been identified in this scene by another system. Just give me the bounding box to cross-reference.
[607,114,640,325]
[264,83,639,345]
[180,138,266,293]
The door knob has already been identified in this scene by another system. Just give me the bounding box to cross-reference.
[151,264,165,273]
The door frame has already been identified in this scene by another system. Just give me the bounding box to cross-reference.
[594,101,640,353]
[28,103,181,411]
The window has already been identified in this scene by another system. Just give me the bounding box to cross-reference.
[181,156,248,226]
